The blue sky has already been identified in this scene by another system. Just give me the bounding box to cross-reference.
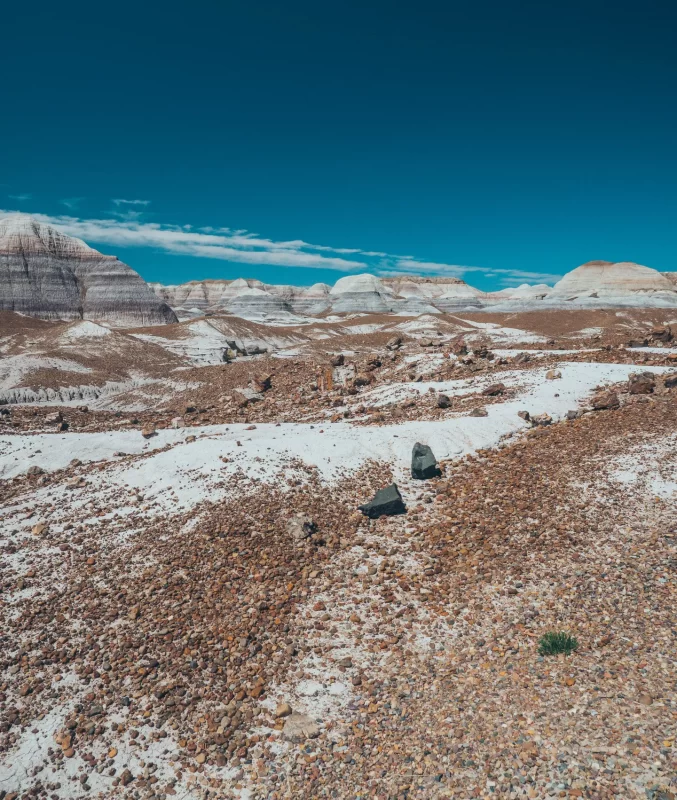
[2,0,676,289]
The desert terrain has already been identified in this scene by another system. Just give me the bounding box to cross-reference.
[1,304,676,800]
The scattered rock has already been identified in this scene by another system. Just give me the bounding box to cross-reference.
[482,383,505,396]
[591,391,620,410]
[386,336,402,350]
[411,442,441,480]
[287,514,316,541]
[252,374,272,393]
[282,713,321,742]
[26,465,45,476]
[650,326,672,343]
[330,354,345,367]
[358,483,407,518]
[141,424,156,439]
[436,394,451,409]
[275,702,293,718]
[233,387,264,406]
[469,407,488,417]
[628,371,655,395]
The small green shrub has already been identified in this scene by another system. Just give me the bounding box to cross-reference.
[538,631,578,656]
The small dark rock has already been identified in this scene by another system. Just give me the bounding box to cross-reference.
[482,383,505,396]
[650,326,672,343]
[628,371,655,395]
[591,391,620,410]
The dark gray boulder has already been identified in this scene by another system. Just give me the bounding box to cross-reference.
[411,442,441,480]
[358,483,406,518]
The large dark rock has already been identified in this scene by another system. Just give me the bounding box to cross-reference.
[411,443,441,480]
[358,483,407,518]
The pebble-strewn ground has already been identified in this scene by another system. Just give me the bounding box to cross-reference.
[1,312,676,800]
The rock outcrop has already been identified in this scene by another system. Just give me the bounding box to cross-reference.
[0,215,177,326]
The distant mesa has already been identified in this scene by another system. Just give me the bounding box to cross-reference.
[0,215,176,326]
[2,215,676,326]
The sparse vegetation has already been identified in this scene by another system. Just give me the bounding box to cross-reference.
[538,631,579,656]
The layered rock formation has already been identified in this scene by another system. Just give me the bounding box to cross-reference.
[548,260,676,304]
[153,262,677,320]
[381,276,486,311]
[0,215,177,326]
[150,278,332,319]
[154,274,489,319]
[329,274,395,313]
[151,259,677,320]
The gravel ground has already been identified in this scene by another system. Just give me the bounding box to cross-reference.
[1,317,676,800]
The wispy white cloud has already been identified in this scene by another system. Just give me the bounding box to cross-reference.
[60,197,84,210]
[392,259,468,277]
[8,193,32,202]
[0,211,368,272]
[0,209,562,285]
[481,268,564,284]
[112,198,151,206]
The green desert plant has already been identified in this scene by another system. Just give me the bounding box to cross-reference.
[538,631,579,656]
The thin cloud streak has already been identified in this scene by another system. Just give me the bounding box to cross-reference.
[0,209,562,285]
[60,197,85,210]
[112,198,151,206]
